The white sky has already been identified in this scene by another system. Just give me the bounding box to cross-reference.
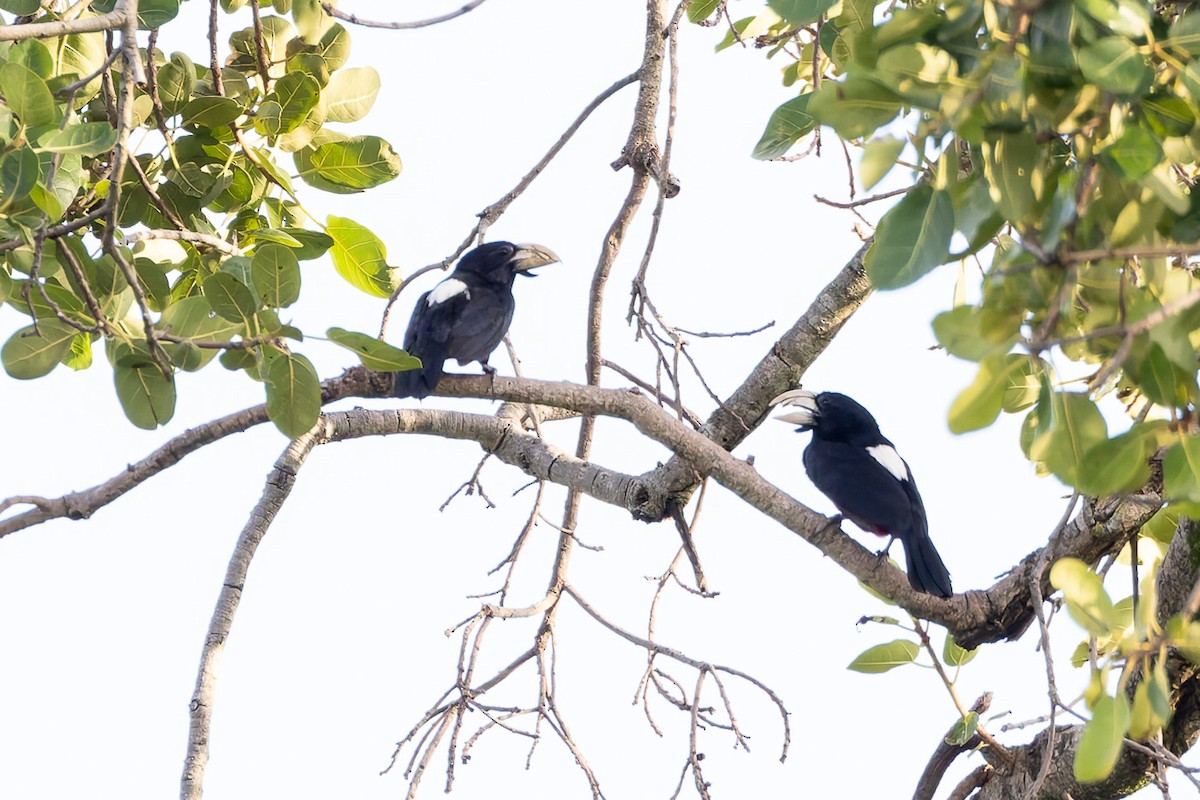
[0,1,1184,798]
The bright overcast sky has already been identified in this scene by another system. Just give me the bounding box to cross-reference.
[0,1,1176,798]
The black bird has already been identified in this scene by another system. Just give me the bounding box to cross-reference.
[770,389,952,598]
[393,241,560,399]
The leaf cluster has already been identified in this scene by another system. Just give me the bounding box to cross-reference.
[0,0,413,436]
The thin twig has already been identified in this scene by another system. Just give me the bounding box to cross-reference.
[321,0,488,30]
[379,71,640,338]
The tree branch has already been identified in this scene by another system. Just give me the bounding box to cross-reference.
[0,0,135,41]
[320,0,488,30]
[180,420,331,800]
[631,240,874,520]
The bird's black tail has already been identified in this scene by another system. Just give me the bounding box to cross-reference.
[393,349,443,399]
[902,530,952,598]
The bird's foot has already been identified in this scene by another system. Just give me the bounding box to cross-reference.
[874,535,898,564]
[480,362,498,393]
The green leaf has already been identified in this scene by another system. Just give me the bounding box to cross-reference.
[2,320,76,379]
[325,215,398,298]
[1126,339,1196,408]
[1140,163,1190,215]
[50,26,107,107]
[9,38,52,78]
[847,639,919,673]
[1149,661,1173,724]
[948,354,1033,433]
[133,258,171,312]
[295,135,402,192]
[752,94,814,160]
[769,0,835,25]
[873,43,955,109]
[1078,37,1151,96]
[156,52,196,117]
[0,0,41,13]
[0,61,59,127]
[982,131,1038,223]
[1050,558,1119,636]
[946,712,979,746]
[93,0,179,27]
[158,295,244,370]
[1167,615,1200,664]
[1163,436,1200,502]
[942,634,977,667]
[202,271,259,322]
[687,0,720,23]
[1169,11,1200,56]
[326,327,421,371]
[248,243,301,309]
[314,22,351,71]
[1075,0,1151,38]
[860,136,906,190]
[181,95,244,129]
[716,16,756,52]
[865,185,954,289]
[256,71,321,137]
[35,123,118,157]
[932,305,1019,361]
[33,151,82,219]
[1030,392,1109,486]
[324,66,381,123]
[113,360,176,429]
[949,176,1003,257]
[292,0,333,41]
[1142,95,1195,138]
[279,227,333,260]
[807,76,902,139]
[1074,694,1131,783]
[1099,125,1162,181]
[1074,430,1152,496]
[263,349,321,438]
[0,147,41,213]
[1128,680,1160,741]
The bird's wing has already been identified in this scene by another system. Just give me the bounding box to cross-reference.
[802,440,923,536]
[405,286,472,349]
[442,286,515,364]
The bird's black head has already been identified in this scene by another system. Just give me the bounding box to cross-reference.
[455,241,560,284]
[770,389,885,443]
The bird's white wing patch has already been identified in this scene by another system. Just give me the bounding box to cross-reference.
[427,278,470,306]
[867,444,909,481]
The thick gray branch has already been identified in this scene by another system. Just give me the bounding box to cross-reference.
[0,0,136,41]
[973,722,1153,800]
[321,408,649,511]
[180,421,330,800]
[0,377,356,539]
[634,241,872,519]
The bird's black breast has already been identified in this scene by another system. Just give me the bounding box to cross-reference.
[802,440,925,537]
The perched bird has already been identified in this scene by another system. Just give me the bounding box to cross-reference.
[393,241,560,399]
[770,389,952,598]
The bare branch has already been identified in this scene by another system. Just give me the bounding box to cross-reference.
[379,70,640,337]
[321,0,488,30]
[0,0,135,41]
[180,419,332,800]
[126,229,244,256]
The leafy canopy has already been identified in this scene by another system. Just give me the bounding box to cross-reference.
[0,0,410,437]
[693,0,1200,783]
